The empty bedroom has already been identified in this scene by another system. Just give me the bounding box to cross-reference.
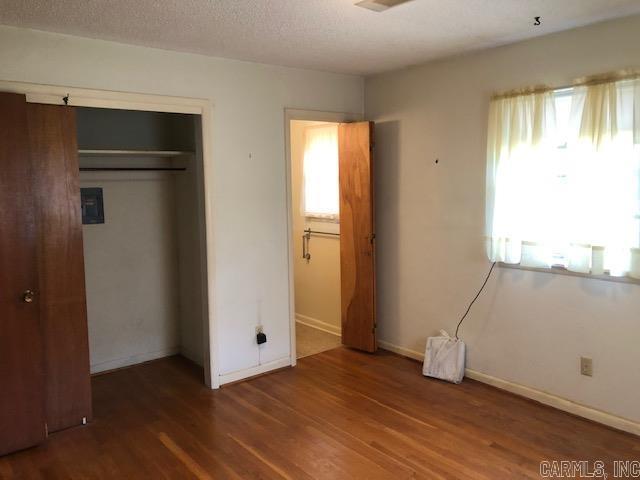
[0,1,638,478]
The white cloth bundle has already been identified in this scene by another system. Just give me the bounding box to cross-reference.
[422,330,466,384]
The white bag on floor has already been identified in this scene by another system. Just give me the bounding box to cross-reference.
[422,330,465,384]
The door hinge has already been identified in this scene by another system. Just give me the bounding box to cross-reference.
[45,422,48,436]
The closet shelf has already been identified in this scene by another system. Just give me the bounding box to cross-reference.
[78,149,193,158]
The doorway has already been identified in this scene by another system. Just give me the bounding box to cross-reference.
[286,110,377,363]
[290,120,343,358]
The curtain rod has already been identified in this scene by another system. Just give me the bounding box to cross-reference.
[491,70,640,101]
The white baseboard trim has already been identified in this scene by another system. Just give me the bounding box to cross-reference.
[464,369,640,436]
[90,347,180,374]
[377,340,423,361]
[219,357,291,386]
[377,340,640,437]
[295,314,341,337]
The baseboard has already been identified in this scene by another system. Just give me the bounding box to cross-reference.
[377,340,640,437]
[377,340,423,361]
[218,357,292,386]
[90,347,180,374]
[295,314,341,336]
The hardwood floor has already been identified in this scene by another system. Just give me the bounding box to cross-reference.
[0,349,638,479]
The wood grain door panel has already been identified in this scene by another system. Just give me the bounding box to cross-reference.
[27,103,92,432]
[0,92,47,455]
[339,122,376,352]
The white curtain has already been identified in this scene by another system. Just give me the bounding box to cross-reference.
[486,91,558,265]
[486,78,640,279]
[302,124,339,219]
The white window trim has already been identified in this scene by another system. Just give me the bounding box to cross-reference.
[498,262,640,285]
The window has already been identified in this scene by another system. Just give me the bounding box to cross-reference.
[302,124,339,220]
[545,90,575,267]
[486,77,640,279]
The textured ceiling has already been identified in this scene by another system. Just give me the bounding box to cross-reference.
[1,0,639,75]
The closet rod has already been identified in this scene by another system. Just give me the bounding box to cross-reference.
[79,167,186,172]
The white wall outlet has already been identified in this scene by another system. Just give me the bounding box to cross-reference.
[580,357,593,377]
[255,325,263,335]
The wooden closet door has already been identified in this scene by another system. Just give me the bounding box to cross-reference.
[27,103,92,432]
[338,122,376,352]
[0,93,47,455]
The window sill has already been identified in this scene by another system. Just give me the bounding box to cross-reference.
[498,262,640,285]
[305,215,339,224]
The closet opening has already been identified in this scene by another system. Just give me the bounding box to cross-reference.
[0,89,214,456]
[77,107,209,383]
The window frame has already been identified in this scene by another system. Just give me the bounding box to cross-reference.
[493,86,640,284]
[498,262,640,285]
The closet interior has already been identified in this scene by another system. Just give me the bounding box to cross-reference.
[77,107,208,376]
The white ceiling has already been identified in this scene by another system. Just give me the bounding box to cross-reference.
[1,0,639,75]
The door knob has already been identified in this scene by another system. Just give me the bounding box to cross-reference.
[22,289,35,303]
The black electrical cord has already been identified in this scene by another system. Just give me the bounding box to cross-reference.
[454,262,497,339]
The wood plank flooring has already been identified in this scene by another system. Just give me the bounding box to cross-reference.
[0,349,638,479]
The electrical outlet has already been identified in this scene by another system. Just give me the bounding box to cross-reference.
[255,325,267,345]
[580,357,593,377]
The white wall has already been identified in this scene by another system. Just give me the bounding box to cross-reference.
[175,148,208,366]
[0,25,363,381]
[291,120,341,333]
[81,170,180,373]
[365,14,640,424]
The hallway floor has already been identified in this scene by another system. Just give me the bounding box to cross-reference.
[295,322,342,358]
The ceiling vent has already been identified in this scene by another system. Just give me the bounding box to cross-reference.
[355,0,413,12]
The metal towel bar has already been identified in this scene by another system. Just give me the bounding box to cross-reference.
[302,228,340,261]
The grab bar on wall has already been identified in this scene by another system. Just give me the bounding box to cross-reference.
[301,228,340,261]
[302,233,311,260]
[304,228,340,237]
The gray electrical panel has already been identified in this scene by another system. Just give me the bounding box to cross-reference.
[81,188,104,224]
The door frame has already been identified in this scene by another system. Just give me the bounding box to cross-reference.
[283,108,362,366]
[0,79,219,388]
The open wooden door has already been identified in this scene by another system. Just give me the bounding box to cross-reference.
[338,121,376,352]
[0,93,47,455]
[27,103,92,432]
